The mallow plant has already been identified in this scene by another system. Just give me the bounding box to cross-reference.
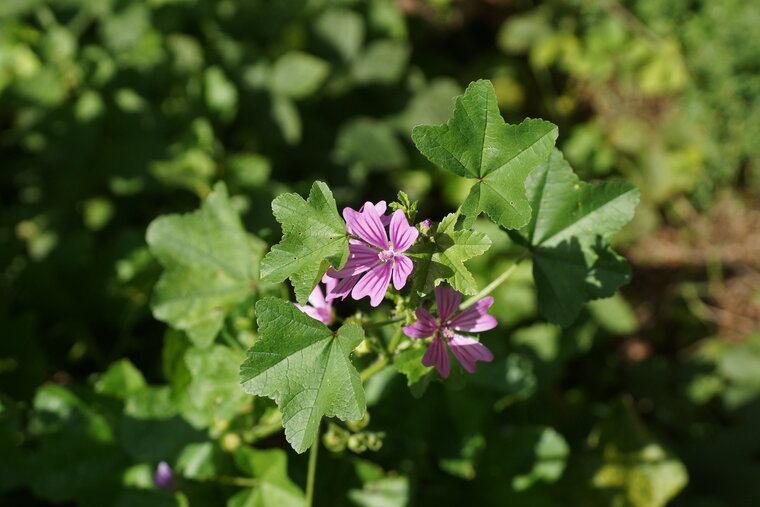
[147,80,639,504]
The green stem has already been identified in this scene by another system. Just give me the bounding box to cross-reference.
[460,253,528,310]
[305,427,320,507]
[248,411,284,442]
[216,476,261,488]
[386,326,404,354]
[359,326,404,381]
[360,356,389,381]
[221,328,245,352]
[363,316,405,329]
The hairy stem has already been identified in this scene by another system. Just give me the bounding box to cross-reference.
[247,411,284,442]
[221,328,245,352]
[363,316,405,329]
[360,356,388,381]
[386,326,405,354]
[460,253,528,310]
[306,427,320,507]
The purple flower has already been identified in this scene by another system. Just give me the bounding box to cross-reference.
[327,202,418,307]
[154,461,176,490]
[403,285,495,378]
[295,275,336,325]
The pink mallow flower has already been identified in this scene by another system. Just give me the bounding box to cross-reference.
[326,202,418,307]
[294,275,336,325]
[403,285,496,378]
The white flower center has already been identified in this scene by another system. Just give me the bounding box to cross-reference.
[441,327,455,341]
[378,248,395,262]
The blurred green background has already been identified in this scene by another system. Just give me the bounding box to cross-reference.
[1,0,759,505]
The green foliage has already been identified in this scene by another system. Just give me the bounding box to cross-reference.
[240,298,365,453]
[1,1,758,506]
[229,447,305,507]
[413,80,558,229]
[589,402,688,507]
[513,150,640,326]
[147,183,263,347]
[260,182,349,305]
[406,212,492,296]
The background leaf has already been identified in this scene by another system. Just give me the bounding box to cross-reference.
[147,182,261,347]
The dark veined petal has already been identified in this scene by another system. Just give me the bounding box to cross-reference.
[448,333,493,373]
[435,284,461,322]
[448,296,497,332]
[351,261,393,307]
[422,335,451,378]
[392,254,413,290]
[403,307,438,339]
[389,209,419,252]
[344,202,389,249]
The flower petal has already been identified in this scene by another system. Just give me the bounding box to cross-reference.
[403,307,438,338]
[324,268,361,302]
[448,296,497,332]
[392,254,413,290]
[344,203,389,249]
[307,284,326,309]
[448,333,493,373]
[322,273,338,295]
[435,285,461,322]
[351,261,393,307]
[389,209,419,252]
[295,303,330,324]
[331,242,379,277]
[422,335,451,378]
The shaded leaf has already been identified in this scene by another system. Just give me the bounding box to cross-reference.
[270,52,330,100]
[147,183,261,347]
[514,150,639,326]
[229,447,305,507]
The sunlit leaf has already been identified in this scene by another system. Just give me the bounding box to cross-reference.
[240,298,365,453]
[260,182,349,305]
[413,80,558,229]
[406,212,491,296]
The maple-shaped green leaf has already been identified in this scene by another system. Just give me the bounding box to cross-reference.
[412,80,558,230]
[406,212,491,296]
[147,183,262,347]
[240,297,365,453]
[260,182,349,304]
[513,150,640,327]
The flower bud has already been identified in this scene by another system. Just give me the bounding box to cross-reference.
[154,461,176,490]
[323,422,349,452]
[347,434,367,453]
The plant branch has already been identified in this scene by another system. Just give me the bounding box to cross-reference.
[360,356,389,381]
[363,316,405,329]
[216,476,261,488]
[306,426,320,507]
[248,411,284,442]
[460,253,528,310]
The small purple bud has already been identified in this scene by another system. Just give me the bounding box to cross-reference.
[421,219,432,229]
[154,461,176,490]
